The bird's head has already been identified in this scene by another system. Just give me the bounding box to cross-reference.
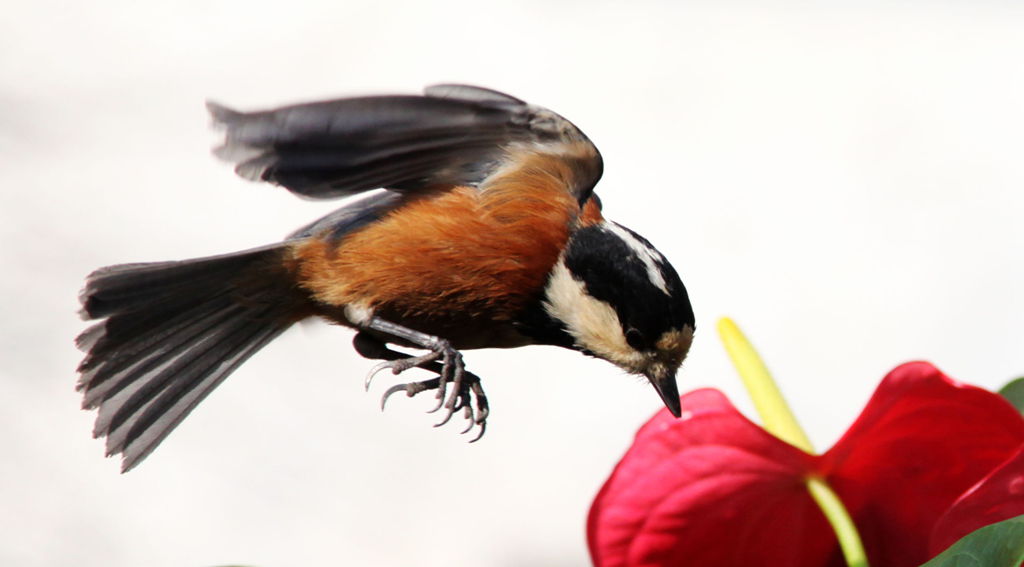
[543,221,695,416]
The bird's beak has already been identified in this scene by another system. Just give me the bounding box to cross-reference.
[645,369,682,418]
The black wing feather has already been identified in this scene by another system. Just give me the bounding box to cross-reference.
[209,84,602,201]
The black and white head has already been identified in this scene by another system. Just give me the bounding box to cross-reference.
[543,221,695,416]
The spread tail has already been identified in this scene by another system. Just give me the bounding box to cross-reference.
[76,244,302,471]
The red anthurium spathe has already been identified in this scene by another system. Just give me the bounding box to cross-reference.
[819,362,1024,566]
[929,446,1024,555]
[588,388,836,566]
[588,362,1024,567]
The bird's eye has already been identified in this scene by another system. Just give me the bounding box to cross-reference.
[625,328,646,350]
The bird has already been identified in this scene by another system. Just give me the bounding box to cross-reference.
[76,84,696,472]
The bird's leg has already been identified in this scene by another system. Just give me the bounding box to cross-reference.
[360,318,463,412]
[353,329,489,440]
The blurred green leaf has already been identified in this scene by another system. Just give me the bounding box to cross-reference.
[919,513,1024,567]
[999,377,1024,415]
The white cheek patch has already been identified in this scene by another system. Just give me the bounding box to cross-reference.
[602,222,669,295]
[542,260,645,371]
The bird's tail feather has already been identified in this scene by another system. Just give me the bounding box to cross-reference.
[76,244,302,471]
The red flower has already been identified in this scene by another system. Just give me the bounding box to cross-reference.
[588,362,1024,567]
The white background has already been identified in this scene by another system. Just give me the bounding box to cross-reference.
[2,1,1022,565]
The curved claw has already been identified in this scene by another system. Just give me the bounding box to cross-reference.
[433,407,456,428]
[365,361,393,391]
[468,421,487,443]
[459,407,476,434]
[380,377,439,410]
[380,383,409,410]
[426,395,446,414]
[367,349,446,392]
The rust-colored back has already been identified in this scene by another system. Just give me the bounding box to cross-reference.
[292,151,603,324]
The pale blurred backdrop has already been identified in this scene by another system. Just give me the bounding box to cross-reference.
[2,1,1023,565]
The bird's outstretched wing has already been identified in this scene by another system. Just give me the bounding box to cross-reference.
[208,84,603,204]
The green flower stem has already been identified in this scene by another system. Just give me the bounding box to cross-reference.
[716,318,814,452]
[807,478,870,567]
[717,317,869,567]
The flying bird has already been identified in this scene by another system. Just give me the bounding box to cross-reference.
[76,85,695,471]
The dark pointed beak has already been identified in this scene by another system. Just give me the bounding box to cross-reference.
[646,370,682,418]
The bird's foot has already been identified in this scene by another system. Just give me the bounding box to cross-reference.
[360,330,488,441]
[365,337,461,408]
[379,370,489,442]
